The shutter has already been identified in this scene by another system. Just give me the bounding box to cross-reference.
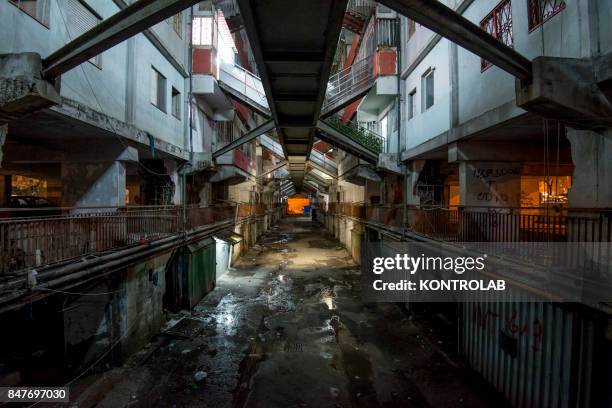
[65,0,100,65]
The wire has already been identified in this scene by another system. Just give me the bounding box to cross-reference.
[35,287,126,296]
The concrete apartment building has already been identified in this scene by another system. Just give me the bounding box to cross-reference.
[1,0,611,406]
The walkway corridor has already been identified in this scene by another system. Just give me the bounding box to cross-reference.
[87,217,505,408]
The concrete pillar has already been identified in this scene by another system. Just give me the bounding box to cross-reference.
[458,161,522,207]
[0,124,7,169]
[163,159,183,205]
[458,161,522,241]
[566,129,612,241]
[61,161,126,208]
[406,160,425,206]
[0,175,10,207]
[567,129,612,208]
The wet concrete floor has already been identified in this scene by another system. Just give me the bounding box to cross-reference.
[90,217,506,408]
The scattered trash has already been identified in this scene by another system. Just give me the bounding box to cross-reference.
[329,387,340,397]
[193,370,208,382]
[181,349,191,354]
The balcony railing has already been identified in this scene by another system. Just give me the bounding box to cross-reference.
[322,204,612,243]
[324,115,385,154]
[323,55,375,115]
[0,204,279,275]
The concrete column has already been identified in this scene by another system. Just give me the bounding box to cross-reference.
[164,159,183,205]
[458,161,522,207]
[458,161,522,241]
[0,175,10,207]
[566,129,612,241]
[0,124,7,169]
[567,129,612,208]
[406,160,425,206]
[61,161,127,208]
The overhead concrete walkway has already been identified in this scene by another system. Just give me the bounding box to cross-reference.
[77,217,505,408]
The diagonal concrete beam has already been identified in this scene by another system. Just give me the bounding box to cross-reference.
[42,0,202,78]
[258,161,287,179]
[212,120,275,159]
[377,0,532,80]
[307,160,338,179]
[316,120,379,164]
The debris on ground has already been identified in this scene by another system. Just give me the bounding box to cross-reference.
[193,370,207,382]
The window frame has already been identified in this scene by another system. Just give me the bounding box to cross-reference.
[150,67,167,113]
[171,12,182,37]
[171,87,181,119]
[9,0,50,28]
[408,88,417,119]
[480,0,514,72]
[527,0,566,32]
[421,69,435,112]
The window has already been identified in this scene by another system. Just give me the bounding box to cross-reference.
[151,67,166,112]
[171,13,182,36]
[408,19,416,39]
[408,88,416,119]
[480,0,513,71]
[421,69,434,111]
[527,0,565,30]
[65,0,102,67]
[192,16,213,46]
[171,87,181,119]
[9,0,49,25]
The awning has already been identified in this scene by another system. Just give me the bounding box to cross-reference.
[213,230,244,245]
[344,165,382,186]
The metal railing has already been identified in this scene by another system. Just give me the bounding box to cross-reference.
[0,204,280,275]
[324,115,385,154]
[322,55,375,114]
[347,0,376,18]
[218,62,269,112]
[323,204,612,243]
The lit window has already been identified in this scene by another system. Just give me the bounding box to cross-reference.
[151,67,167,112]
[527,0,565,30]
[65,0,102,67]
[421,69,434,111]
[171,87,181,119]
[408,88,416,119]
[9,0,48,24]
[172,13,182,36]
[192,16,213,46]
[480,0,513,71]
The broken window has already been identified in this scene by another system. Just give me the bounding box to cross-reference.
[171,87,181,119]
[151,67,167,112]
[480,0,513,71]
[10,0,49,25]
[421,69,434,111]
[527,0,565,30]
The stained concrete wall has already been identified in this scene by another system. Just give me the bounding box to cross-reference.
[0,0,189,151]
[400,0,602,154]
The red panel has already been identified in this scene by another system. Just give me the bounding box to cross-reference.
[192,48,214,75]
[234,149,257,174]
[233,101,250,123]
[341,97,363,123]
[374,49,397,77]
[344,34,361,69]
